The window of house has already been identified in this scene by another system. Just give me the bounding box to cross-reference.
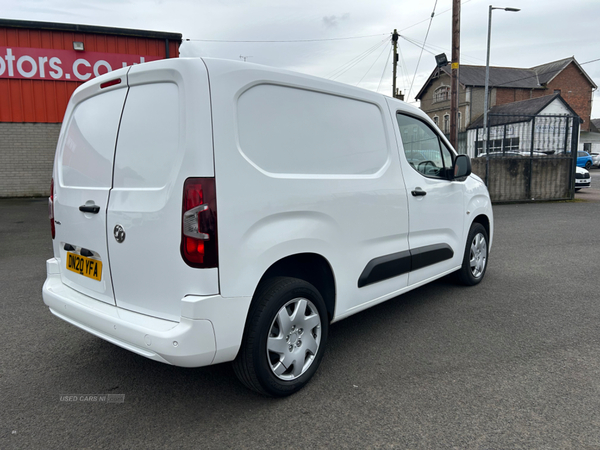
[396,113,454,179]
[443,114,450,134]
[503,137,520,151]
[433,116,439,127]
[475,140,504,155]
[458,112,462,131]
[433,86,450,103]
[475,141,483,155]
[488,139,503,152]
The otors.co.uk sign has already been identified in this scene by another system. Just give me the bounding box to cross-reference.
[0,46,162,82]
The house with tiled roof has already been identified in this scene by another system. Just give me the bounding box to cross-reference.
[416,57,597,135]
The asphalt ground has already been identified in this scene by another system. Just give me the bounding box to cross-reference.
[1,187,599,449]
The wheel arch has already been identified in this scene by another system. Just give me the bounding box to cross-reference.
[254,253,336,322]
[471,214,490,238]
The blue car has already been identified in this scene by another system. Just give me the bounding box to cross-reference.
[578,151,593,169]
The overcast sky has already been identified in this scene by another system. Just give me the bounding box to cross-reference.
[3,0,600,117]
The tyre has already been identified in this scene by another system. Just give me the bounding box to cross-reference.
[585,161,592,169]
[575,188,581,192]
[233,277,329,397]
[456,223,488,286]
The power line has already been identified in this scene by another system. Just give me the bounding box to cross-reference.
[377,45,393,93]
[329,38,389,81]
[327,37,389,78]
[404,37,484,64]
[357,39,391,86]
[400,35,437,56]
[399,0,473,32]
[397,41,411,95]
[400,34,482,67]
[183,0,477,46]
[184,33,388,43]
[407,0,439,100]
[332,39,388,81]
[581,58,600,65]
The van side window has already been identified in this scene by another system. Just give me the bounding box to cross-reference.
[439,140,454,174]
[237,84,389,176]
[396,113,453,179]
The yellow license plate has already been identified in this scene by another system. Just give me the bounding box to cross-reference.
[66,252,102,281]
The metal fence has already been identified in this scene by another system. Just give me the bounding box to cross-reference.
[465,114,579,202]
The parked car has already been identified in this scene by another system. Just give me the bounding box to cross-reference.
[590,152,600,168]
[42,58,494,397]
[577,151,593,169]
[575,166,591,191]
[475,152,522,158]
[475,151,548,158]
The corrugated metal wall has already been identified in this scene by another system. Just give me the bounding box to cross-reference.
[0,27,179,123]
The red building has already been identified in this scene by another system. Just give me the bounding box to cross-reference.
[0,18,181,196]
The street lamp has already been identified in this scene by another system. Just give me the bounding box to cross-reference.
[482,5,520,156]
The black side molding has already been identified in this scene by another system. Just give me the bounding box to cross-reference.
[358,250,411,288]
[411,244,454,272]
[358,243,454,288]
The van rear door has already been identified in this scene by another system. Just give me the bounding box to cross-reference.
[106,59,218,322]
[53,73,129,305]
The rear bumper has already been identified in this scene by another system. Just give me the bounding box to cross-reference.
[42,258,251,367]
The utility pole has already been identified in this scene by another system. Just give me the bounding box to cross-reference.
[450,0,461,150]
[391,29,404,100]
[392,29,399,99]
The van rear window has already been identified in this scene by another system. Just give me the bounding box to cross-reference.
[60,89,127,188]
[113,83,179,189]
[236,84,389,176]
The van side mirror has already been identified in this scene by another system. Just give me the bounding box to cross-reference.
[453,154,471,179]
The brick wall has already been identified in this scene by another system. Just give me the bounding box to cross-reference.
[0,123,60,197]
[544,63,593,131]
[495,87,534,105]
[493,63,592,131]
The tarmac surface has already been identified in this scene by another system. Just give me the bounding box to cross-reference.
[1,183,599,449]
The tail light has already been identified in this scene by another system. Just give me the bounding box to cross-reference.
[181,178,218,268]
[49,178,55,239]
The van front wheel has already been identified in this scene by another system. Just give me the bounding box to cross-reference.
[456,223,488,286]
[233,277,329,397]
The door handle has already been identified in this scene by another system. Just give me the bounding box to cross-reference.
[411,188,427,197]
[79,204,100,214]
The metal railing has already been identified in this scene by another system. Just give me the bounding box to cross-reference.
[467,114,580,202]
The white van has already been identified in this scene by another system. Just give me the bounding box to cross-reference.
[43,57,493,396]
